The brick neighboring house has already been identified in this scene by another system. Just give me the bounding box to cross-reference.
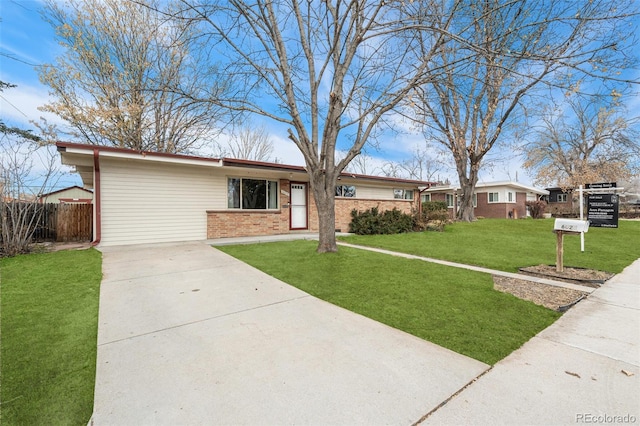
[543,187,575,215]
[422,181,548,219]
[57,142,433,246]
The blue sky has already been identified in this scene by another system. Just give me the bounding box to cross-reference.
[0,0,528,188]
[4,0,635,190]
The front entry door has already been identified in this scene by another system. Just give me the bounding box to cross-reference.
[290,183,308,229]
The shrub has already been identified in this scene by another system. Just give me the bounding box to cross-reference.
[422,201,448,214]
[349,207,415,235]
[526,200,547,219]
[422,201,449,222]
[414,201,449,232]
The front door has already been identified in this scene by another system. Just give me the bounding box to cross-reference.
[290,183,308,229]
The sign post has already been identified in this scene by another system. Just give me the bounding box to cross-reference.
[579,185,584,252]
[553,219,589,272]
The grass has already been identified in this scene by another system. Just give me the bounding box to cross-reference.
[339,218,640,274]
[219,240,561,365]
[0,248,102,426]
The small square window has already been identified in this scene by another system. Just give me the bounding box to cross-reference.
[336,185,356,197]
[488,192,499,203]
[394,189,414,200]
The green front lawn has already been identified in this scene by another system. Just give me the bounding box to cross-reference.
[340,219,640,273]
[1,249,102,426]
[219,240,561,365]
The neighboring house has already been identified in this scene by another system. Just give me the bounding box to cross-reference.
[38,185,94,204]
[422,181,548,219]
[543,187,575,214]
[57,142,433,246]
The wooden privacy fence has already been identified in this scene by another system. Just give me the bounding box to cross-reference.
[33,203,93,242]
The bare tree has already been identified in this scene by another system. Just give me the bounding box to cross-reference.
[341,149,378,175]
[39,0,227,154]
[522,94,639,188]
[0,133,60,256]
[397,144,443,181]
[379,161,404,179]
[410,0,639,221]
[171,0,450,251]
[226,124,274,161]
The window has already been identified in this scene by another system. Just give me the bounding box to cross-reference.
[507,191,515,203]
[228,178,278,209]
[394,189,414,200]
[421,193,431,203]
[557,193,568,203]
[335,185,356,197]
[488,192,499,203]
[445,193,454,208]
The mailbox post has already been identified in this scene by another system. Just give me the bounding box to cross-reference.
[553,219,589,272]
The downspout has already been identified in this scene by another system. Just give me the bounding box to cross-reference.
[418,184,432,216]
[92,148,101,246]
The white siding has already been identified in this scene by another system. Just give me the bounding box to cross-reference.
[353,185,396,200]
[100,158,225,246]
[477,185,517,204]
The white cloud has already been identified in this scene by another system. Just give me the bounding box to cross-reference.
[0,82,64,129]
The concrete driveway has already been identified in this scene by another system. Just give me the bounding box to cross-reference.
[91,241,488,425]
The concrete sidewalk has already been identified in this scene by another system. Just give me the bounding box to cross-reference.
[423,258,640,425]
[91,241,488,425]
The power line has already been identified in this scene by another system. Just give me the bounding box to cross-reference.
[0,94,31,120]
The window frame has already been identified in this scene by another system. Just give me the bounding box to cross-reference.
[557,193,568,203]
[335,185,356,198]
[393,189,414,200]
[488,192,500,203]
[227,177,279,210]
[445,193,455,208]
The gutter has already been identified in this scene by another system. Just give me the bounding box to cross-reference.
[92,148,101,246]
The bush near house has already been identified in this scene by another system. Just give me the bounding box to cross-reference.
[419,201,449,231]
[350,202,451,235]
[526,200,547,219]
[349,207,415,235]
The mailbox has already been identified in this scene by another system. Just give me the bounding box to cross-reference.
[553,218,589,233]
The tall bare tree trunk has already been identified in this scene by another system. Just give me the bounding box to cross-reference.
[311,182,337,253]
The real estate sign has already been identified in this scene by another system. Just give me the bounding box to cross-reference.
[587,193,619,228]
[586,182,617,190]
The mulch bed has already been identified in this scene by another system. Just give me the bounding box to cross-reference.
[493,276,587,311]
[518,264,614,288]
[493,265,615,312]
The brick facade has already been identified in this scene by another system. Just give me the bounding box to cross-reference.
[335,197,417,232]
[428,190,530,219]
[474,192,526,219]
[207,179,420,238]
[207,179,292,239]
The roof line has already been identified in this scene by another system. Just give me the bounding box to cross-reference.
[56,141,435,186]
[56,141,223,164]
